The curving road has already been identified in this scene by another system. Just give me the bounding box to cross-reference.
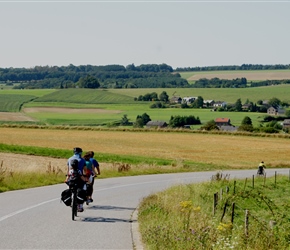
[0,169,288,249]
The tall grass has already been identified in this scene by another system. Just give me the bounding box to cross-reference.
[0,161,65,192]
[138,174,290,249]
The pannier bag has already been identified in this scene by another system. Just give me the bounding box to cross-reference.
[61,189,72,206]
[76,188,86,204]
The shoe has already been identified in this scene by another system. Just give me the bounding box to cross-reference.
[90,198,93,203]
[77,204,84,212]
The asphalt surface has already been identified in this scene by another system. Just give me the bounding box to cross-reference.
[0,169,288,250]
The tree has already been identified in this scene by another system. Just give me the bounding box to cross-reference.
[238,116,253,132]
[77,75,100,88]
[241,116,252,125]
[200,120,219,131]
[268,97,281,108]
[120,114,131,126]
[192,96,204,108]
[159,91,169,102]
[235,98,242,111]
[134,113,151,128]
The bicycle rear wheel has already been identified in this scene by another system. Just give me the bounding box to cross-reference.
[72,193,77,221]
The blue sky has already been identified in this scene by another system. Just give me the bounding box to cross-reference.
[1,1,290,69]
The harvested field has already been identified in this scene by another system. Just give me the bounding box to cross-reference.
[0,112,35,121]
[1,127,290,170]
[188,71,290,81]
[0,152,112,173]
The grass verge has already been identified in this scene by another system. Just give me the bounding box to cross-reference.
[138,173,290,249]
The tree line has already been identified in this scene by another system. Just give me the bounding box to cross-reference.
[1,64,188,89]
[176,64,290,72]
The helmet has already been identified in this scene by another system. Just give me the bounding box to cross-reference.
[70,159,79,170]
[73,147,83,154]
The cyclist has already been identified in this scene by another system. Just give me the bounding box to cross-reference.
[257,161,266,176]
[65,159,87,212]
[89,151,100,201]
[83,151,96,204]
[66,147,86,212]
[67,147,86,173]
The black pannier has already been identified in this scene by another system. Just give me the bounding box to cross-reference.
[61,189,72,206]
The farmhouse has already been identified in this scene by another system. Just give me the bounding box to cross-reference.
[170,96,182,104]
[267,106,285,116]
[213,101,227,108]
[203,100,214,107]
[282,119,290,129]
[146,120,168,128]
[215,118,231,126]
[182,97,196,104]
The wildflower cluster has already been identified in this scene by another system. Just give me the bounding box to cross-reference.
[217,222,233,232]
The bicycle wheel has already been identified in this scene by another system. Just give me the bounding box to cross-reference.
[72,192,77,221]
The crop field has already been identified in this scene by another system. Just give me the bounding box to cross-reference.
[108,85,290,104]
[1,127,290,171]
[0,86,289,126]
[179,69,290,81]
[0,94,36,112]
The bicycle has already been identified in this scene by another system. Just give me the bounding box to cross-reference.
[257,166,266,177]
[70,182,78,221]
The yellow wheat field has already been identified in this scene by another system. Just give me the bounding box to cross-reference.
[1,127,290,170]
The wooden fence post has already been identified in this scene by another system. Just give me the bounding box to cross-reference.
[245,209,249,237]
[233,181,236,194]
[231,203,235,224]
[213,192,218,216]
[252,175,254,189]
[243,178,247,191]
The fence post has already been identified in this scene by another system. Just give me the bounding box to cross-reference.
[220,202,227,222]
[243,178,247,191]
[231,202,235,224]
[233,181,236,194]
[213,192,218,216]
[245,209,249,237]
[220,188,223,200]
[252,175,254,189]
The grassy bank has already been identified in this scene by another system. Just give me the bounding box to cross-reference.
[138,174,290,249]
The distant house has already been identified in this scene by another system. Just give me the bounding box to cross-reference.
[215,118,231,126]
[282,119,290,129]
[213,101,227,108]
[146,120,168,128]
[203,100,215,107]
[242,103,252,111]
[267,106,285,116]
[182,97,196,104]
[170,96,182,104]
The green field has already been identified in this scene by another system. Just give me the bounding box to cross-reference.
[0,86,289,126]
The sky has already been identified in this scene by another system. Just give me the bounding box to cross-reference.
[1,0,290,69]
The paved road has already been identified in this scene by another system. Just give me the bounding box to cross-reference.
[0,169,288,249]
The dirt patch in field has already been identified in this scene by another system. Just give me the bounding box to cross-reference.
[188,71,290,81]
[23,107,122,114]
[0,112,35,121]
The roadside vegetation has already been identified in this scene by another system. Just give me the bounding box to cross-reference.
[138,173,290,249]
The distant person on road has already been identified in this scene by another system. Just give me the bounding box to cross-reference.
[257,161,266,176]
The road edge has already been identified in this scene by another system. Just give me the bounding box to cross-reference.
[131,206,144,250]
